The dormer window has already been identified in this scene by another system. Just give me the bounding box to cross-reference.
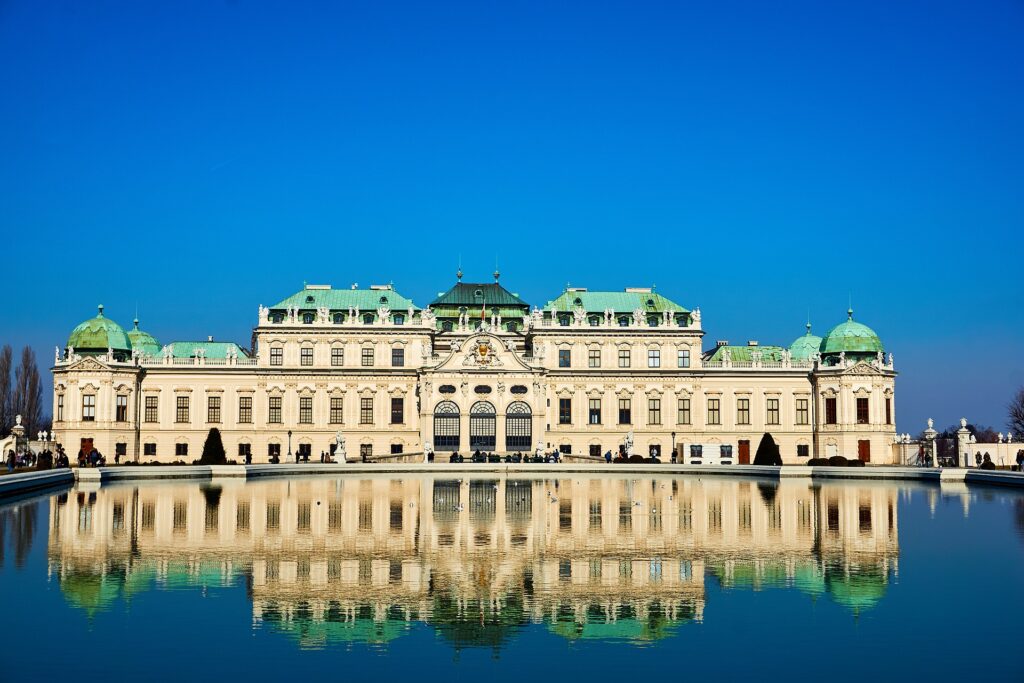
[677,316,687,327]
[647,316,660,327]
[393,313,405,325]
[646,298,655,307]
[362,313,374,325]
[333,313,344,324]
[588,316,600,326]
[474,289,483,298]
[442,321,453,332]
[305,295,315,304]
[302,312,314,324]
[379,296,388,305]
[618,316,630,327]
[271,314,283,324]
[574,297,582,305]
[558,316,570,327]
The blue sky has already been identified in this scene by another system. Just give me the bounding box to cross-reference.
[1,0,1021,432]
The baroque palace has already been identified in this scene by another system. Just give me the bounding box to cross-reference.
[51,272,897,463]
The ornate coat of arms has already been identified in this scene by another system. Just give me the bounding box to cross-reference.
[463,338,502,367]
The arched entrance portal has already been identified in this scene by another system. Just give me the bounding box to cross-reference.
[505,401,532,451]
[433,401,460,451]
[470,401,496,450]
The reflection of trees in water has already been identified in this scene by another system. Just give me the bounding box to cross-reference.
[430,590,527,652]
[0,500,39,569]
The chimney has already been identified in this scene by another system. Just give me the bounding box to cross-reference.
[747,340,758,346]
[716,340,729,348]
[208,335,213,342]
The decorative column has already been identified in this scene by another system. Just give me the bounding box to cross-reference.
[923,418,938,468]
[956,418,972,468]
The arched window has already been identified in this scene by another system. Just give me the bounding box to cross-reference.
[618,316,630,327]
[393,313,405,325]
[362,313,374,325]
[470,401,496,450]
[333,313,344,324]
[433,401,460,451]
[442,320,454,332]
[588,316,601,326]
[647,315,660,327]
[302,312,314,324]
[505,401,532,451]
[558,316,570,327]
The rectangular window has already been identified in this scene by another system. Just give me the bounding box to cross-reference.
[796,398,809,425]
[115,442,127,457]
[618,349,630,368]
[558,349,571,368]
[678,398,691,425]
[391,397,404,424]
[648,398,661,425]
[857,397,870,424]
[558,398,572,425]
[175,396,190,423]
[391,347,405,367]
[885,397,892,425]
[390,444,404,454]
[238,396,252,424]
[361,347,374,366]
[331,347,344,366]
[207,395,221,423]
[825,397,837,424]
[115,394,128,422]
[588,399,601,425]
[330,397,343,424]
[57,394,64,422]
[797,444,810,458]
[270,347,283,366]
[238,443,251,459]
[618,398,631,425]
[767,398,780,425]
[175,443,188,457]
[588,348,601,368]
[299,396,312,424]
[300,347,313,366]
[268,443,281,458]
[144,396,158,423]
[648,349,661,368]
[143,442,156,456]
[360,397,373,424]
[737,398,750,425]
[677,349,690,368]
[268,396,282,424]
[707,398,721,425]
[82,394,96,421]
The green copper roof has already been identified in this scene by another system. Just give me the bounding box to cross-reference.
[704,344,787,363]
[543,289,689,314]
[67,305,132,352]
[819,309,883,356]
[789,323,823,361]
[270,285,418,311]
[166,341,249,359]
[430,282,529,309]
[127,319,161,357]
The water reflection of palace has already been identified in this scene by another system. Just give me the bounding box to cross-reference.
[48,476,899,648]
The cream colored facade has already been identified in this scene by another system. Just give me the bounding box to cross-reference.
[52,280,898,464]
[48,475,899,639]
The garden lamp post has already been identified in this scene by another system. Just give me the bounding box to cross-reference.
[287,430,293,461]
[671,431,676,463]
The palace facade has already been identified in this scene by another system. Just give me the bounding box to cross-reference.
[51,273,897,463]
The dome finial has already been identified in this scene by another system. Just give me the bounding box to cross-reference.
[97,304,104,317]
[456,253,463,282]
[806,321,812,335]
[847,307,853,320]
[133,317,140,329]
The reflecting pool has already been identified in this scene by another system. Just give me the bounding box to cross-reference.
[2,475,1022,681]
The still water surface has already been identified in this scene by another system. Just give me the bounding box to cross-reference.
[1,475,1022,681]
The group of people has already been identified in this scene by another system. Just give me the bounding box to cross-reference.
[447,449,563,464]
[5,446,72,472]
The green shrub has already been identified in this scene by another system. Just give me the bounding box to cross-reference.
[827,455,849,467]
[753,433,782,466]
[806,458,829,466]
[848,459,866,467]
[199,428,227,465]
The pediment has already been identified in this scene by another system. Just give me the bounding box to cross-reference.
[432,334,535,373]
[842,361,885,376]
[65,356,110,373]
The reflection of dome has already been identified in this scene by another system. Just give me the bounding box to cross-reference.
[825,567,887,612]
[819,309,883,359]
[127,318,160,357]
[59,570,123,617]
[789,323,823,361]
[67,305,132,358]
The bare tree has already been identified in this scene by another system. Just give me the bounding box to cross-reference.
[0,345,11,437]
[12,346,42,437]
[1010,387,1024,437]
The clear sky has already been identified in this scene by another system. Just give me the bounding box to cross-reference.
[1,0,1021,433]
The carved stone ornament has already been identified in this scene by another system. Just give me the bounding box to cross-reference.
[463,338,503,367]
